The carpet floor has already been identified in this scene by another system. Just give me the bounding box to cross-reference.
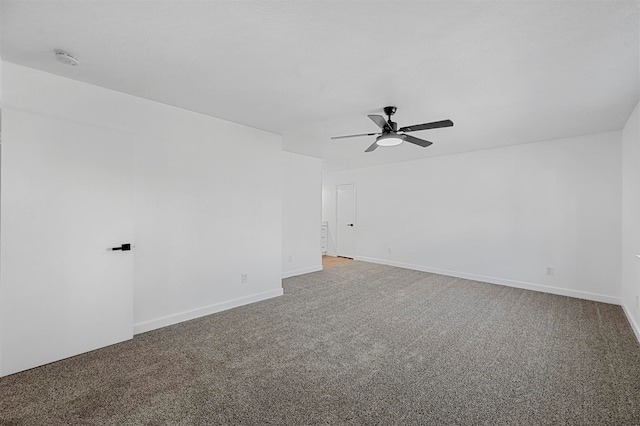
[1,261,639,425]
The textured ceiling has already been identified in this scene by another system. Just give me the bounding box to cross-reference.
[2,1,638,170]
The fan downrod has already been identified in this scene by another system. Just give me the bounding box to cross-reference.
[383,106,398,131]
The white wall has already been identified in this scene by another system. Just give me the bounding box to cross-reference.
[621,101,640,340]
[133,103,282,332]
[282,151,323,278]
[323,131,622,303]
[1,63,283,342]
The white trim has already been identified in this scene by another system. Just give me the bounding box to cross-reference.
[326,251,337,257]
[356,256,620,305]
[282,265,322,279]
[133,288,283,335]
[621,302,640,343]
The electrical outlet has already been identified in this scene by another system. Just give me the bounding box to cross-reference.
[288,255,292,263]
[546,267,554,276]
[388,248,392,254]
[241,273,248,284]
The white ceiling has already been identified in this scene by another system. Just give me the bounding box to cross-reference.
[2,1,638,171]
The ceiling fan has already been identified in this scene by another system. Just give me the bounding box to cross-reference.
[331,106,453,152]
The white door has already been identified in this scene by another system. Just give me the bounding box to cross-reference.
[0,109,134,376]
[336,184,356,258]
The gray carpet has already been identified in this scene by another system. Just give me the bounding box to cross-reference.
[1,261,640,425]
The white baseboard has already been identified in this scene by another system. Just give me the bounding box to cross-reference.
[356,256,621,305]
[133,288,283,335]
[282,265,323,279]
[621,302,640,343]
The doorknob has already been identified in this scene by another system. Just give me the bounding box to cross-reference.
[111,243,132,251]
[347,224,354,227]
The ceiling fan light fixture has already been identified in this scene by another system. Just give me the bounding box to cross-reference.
[331,107,453,152]
[376,133,404,147]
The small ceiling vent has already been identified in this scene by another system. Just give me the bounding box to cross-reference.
[55,51,79,66]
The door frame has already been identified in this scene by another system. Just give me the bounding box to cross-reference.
[335,183,356,258]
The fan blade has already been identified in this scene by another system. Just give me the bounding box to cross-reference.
[403,134,433,148]
[364,141,379,152]
[331,132,379,140]
[398,119,453,133]
[368,115,389,130]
